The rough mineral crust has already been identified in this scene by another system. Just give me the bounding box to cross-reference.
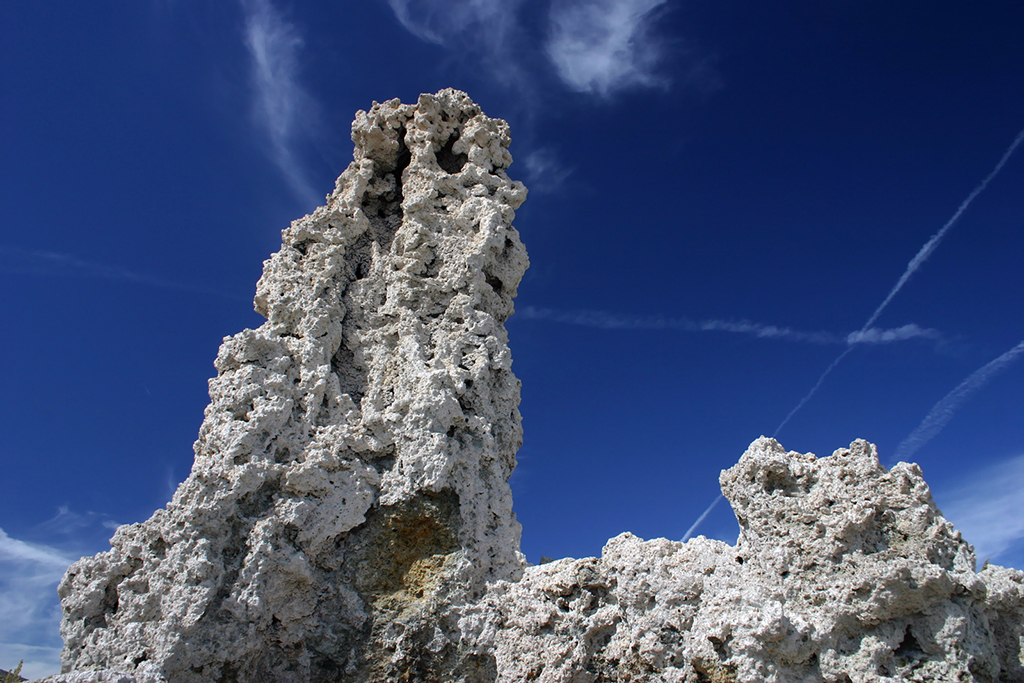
[50,91,1024,683]
[462,438,1024,683]
[54,89,529,683]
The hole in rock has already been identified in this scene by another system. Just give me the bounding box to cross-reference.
[485,273,503,295]
[894,625,923,660]
[435,133,468,174]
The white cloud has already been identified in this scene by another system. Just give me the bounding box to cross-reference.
[0,528,75,679]
[546,0,669,96]
[846,323,942,345]
[938,454,1024,568]
[241,0,321,208]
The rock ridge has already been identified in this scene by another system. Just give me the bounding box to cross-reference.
[45,91,1023,683]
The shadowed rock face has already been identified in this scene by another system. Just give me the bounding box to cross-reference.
[55,89,529,683]
[48,92,1023,683]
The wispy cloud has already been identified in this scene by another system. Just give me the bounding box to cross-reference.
[938,453,1024,568]
[893,338,1024,463]
[846,323,943,345]
[241,0,321,208]
[384,0,688,99]
[519,306,942,348]
[34,506,123,540]
[0,528,75,679]
[546,0,669,96]
[385,0,528,90]
[774,126,1024,436]
[520,305,842,343]
[522,149,573,194]
[0,246,244,300]
[0,530,72,570]
[386,0,522,47]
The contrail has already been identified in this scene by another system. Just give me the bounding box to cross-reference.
[685,127,1024,541]
[682,493,723,542]
[773,126,1024,438]
[893,338,1024,464]
[863,127,1024,332]
[772,346,855,437]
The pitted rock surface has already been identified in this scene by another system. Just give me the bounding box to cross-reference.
[55,89,529,683]
[461,438,1024,682]
[50,92,1023,683]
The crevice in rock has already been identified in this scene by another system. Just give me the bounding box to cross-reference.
[484,273,503,295]
[332,335,367,408]
[894,624,923,661]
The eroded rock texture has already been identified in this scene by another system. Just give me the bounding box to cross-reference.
[56,89,529,683]
[463,438,1024,683]
[51,91,1024,683]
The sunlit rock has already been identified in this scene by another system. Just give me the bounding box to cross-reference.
[45,92,1023,683]
[52,89,528,683]
[464,438,1024,682]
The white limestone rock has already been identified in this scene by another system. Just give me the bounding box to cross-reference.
[55,89,529,683]
[50,89,1024,683]
[464,438,1024,682]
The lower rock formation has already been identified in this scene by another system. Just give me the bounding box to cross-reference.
[42,91,1023,683]
[463,438,1024,682]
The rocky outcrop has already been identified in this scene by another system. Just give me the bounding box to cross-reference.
[463,438,1024,682]
[48,91,1024,683]
[54,89,529,683]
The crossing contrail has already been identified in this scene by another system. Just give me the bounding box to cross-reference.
[685,126,1024,541]
[772,346,855,438]
[863,127,1024,332]
[773,126,1024,438]
[682,493,723,542]
[893,338,1024,464]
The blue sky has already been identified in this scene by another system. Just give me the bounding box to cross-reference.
[2,1,1023,677]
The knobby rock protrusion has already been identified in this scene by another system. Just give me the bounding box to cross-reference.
[54,89,529,683]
